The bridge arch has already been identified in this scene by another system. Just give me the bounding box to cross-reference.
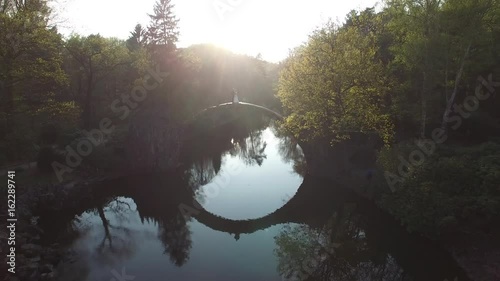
[182,101,311,158]
[185,174,344,239]
[187,102,284,126]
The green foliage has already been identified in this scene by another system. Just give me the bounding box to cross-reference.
[1,0,498,249]
[0,0,75,165]
[275,0,500,239]
[0,0,68,114]
[368,0,500,238]
[278,16,394,144]
[65,34,131,129]
[34,99,81,128]
[379,142,500,237]
[126,24,147,51]
[384,0,500,136]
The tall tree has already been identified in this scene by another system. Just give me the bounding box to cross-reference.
[440,0,498,131]
[126,24,147,51]
[146,0,179,49]
[0,0,78,164]
[278,19,393,144]
[386,0,445,138]
[65,35,130,129]
[0,0,67,116]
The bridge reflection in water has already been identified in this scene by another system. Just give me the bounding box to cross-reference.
[37,105,470,281]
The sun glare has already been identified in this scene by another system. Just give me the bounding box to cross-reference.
[60,0,379,62]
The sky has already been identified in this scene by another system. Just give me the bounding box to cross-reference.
[54,0,381,63]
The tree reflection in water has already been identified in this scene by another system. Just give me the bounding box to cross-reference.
[271,121,307,177]
[183,108,273,202]
[184,109,270,171]
[228,130,268,166]
[94,201,136,263]
[157,214,192,267]
[57,112,276,270]
[52,198,142,281]
[38,109,469,281]
[274,204,407,281]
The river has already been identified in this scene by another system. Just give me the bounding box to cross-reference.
[38,109,471,281]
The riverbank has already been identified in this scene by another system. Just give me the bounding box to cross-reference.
[0,166,124,281]
[304,138,500,281]
[1,182,70,281]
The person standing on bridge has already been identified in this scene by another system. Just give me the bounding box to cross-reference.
[232,88,240,104]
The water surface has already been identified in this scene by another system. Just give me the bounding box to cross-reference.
[40,109,470,281]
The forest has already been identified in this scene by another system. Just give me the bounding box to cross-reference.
[1,0,500,280]
[277,0,500,239]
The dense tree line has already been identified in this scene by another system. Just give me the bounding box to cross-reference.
[277,0,500,238]
[279,0,500,144]
[2,0,499,243]
[0,0,278,172]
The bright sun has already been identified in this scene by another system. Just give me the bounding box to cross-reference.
[59,0,378,63]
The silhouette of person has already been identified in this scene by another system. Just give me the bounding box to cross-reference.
[232,89,240,104]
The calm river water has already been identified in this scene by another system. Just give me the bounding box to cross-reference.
[39,111,470,281]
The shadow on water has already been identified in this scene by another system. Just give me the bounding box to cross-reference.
[36,107,470,281]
